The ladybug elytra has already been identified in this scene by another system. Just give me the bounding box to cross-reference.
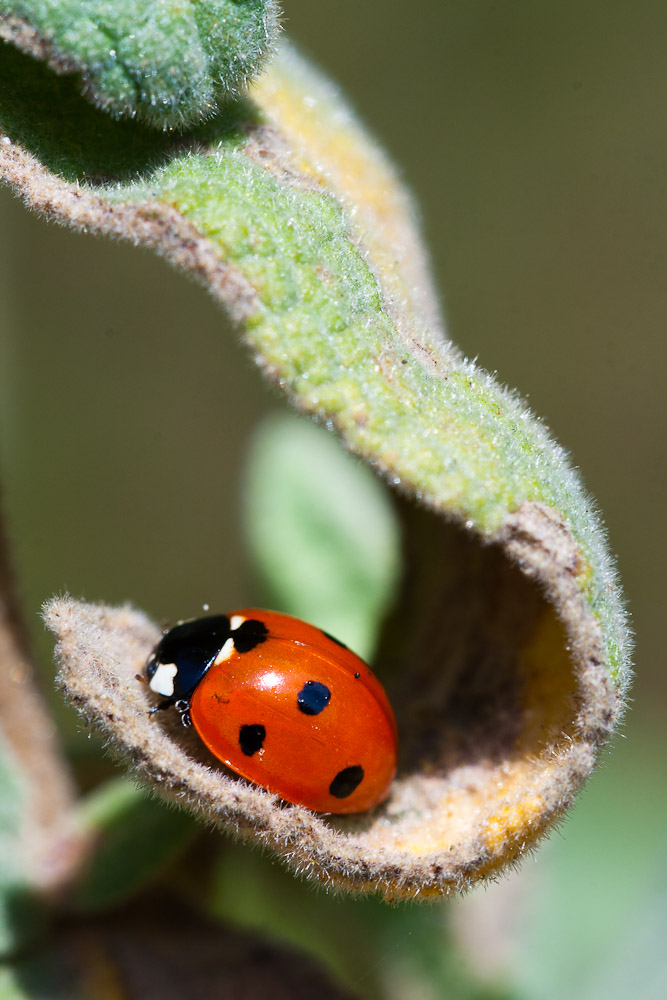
[144,609,397,814]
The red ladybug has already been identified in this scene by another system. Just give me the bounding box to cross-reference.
[144,609,397,813]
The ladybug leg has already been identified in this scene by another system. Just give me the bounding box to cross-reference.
[174,699,192,728]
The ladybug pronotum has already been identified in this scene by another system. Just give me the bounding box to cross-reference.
[144,609,398,814]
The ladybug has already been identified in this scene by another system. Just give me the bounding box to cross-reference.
[144,609,398,814]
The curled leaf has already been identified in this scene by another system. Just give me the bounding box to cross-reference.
[0,0,281,129]
[47,567,621,901]
[1,40,631,896]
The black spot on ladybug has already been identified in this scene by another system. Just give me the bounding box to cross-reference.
[320,628,349,650]
[354,672,360,679]
[297,681,331,715]
[239,724,266,756]
[329,765,364,799]
[233,619,268,654]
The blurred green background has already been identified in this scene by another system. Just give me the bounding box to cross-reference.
[1,1,666,997]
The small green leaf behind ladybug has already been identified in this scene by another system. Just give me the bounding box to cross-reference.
[243,414,400,661]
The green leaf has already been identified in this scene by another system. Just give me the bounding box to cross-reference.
[243,414,400,659]
[0,0,280,128]
[70,778,196,911]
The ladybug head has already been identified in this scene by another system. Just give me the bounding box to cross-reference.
[144,615,234,703]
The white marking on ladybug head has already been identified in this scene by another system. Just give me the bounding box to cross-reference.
[149,662,178,697]
[214,636,235,665]
[230,614,246,631]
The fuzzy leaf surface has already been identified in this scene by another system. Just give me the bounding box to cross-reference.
[0,0,280,128]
